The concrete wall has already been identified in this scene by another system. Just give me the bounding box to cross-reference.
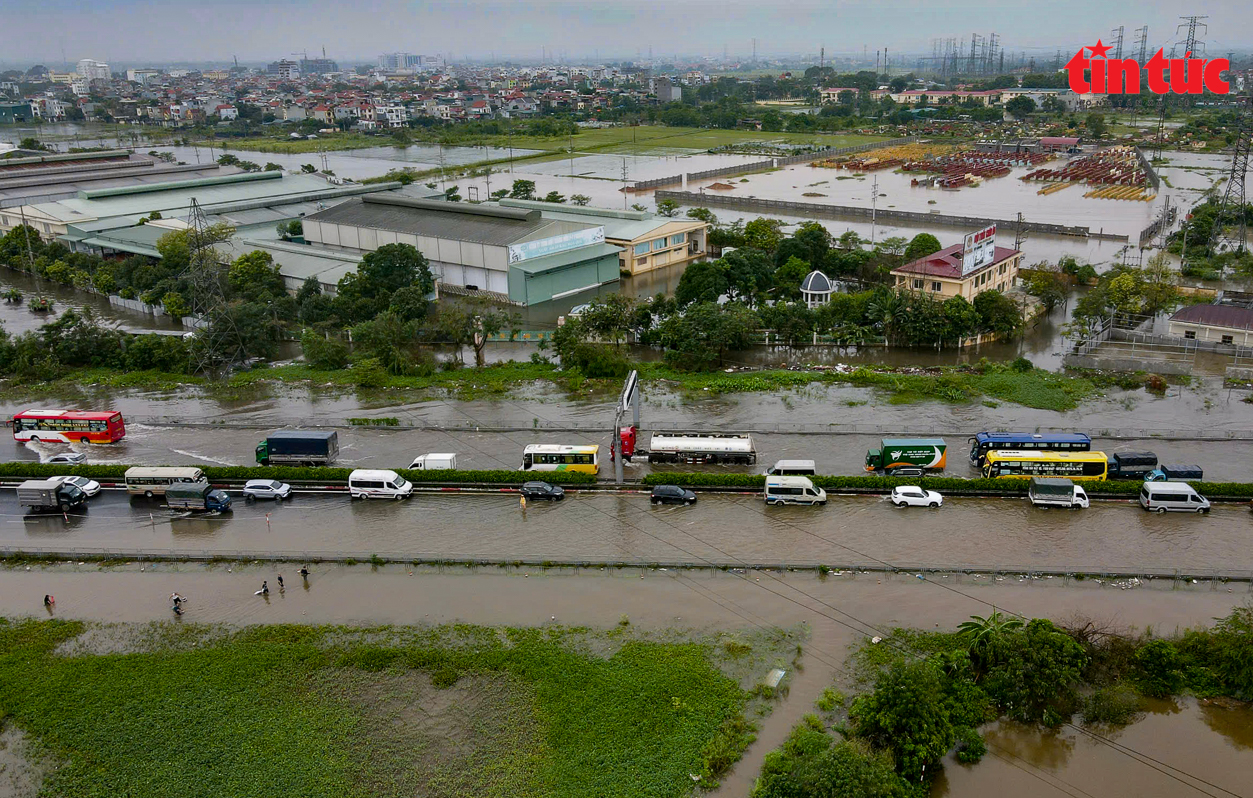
[1061,354,1194,375]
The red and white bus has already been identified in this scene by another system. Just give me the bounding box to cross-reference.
[9,409,127,444]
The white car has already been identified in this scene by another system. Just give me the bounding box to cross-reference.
[50,475,102,497]
[242,479,293,501]
[890,486,943,508]
[46,452,88,465]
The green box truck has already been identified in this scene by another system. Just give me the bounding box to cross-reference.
[865,438,947,475]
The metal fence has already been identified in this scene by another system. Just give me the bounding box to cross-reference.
[115,414,1253,440]
[654,190,1126,239]
[5,545,1252,583]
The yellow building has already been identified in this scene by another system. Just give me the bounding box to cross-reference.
[497,199,708,275]
[891,237,1021,301]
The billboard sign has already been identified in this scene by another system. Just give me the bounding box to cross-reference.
[961,225,997,277]
[507,226,605,264]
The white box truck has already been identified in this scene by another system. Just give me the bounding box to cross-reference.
[408,453,457,470]
[1028,477,1089,509]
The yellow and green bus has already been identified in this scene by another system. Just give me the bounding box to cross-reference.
[982,450,1108,481]
[521,444,600,474]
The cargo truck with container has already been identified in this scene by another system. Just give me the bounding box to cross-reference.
[165,482,233,512]
[865,438,947,475]
[17,479,88,513]
[1106,452,1158,480]
[1028,477,1089,509]
[255,430,339,466]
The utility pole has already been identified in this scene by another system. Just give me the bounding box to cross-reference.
[1014,212,1027,252]
[870,174,879,244]
[621,158,629,209]
[1111,26,1125,60]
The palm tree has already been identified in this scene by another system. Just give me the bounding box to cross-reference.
[958,610,1024,670]
[868,291,903,348]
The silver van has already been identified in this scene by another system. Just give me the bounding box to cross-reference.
[764,459,817,477]
[765,476,827,506]
[1139,482,1210,514]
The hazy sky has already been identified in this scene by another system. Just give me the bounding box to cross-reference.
[4,0,1250,66]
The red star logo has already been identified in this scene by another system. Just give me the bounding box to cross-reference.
[1087,39,1112,58]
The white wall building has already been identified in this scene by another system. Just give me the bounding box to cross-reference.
[75,59,110,81]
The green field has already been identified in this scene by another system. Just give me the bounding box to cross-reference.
[208,126,882,157]
[0,618,786,798]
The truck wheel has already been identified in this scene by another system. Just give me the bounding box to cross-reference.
[58,503,68,512]
[144,490,153,499]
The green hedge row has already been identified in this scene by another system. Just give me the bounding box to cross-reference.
[0,462,597,486]
[640,472,1253,498]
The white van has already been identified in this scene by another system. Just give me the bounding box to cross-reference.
[764,476,827,506]
[348,469,413,500]
[1139,481,1210,514]
[764,459,817,477]
[408,453,457,470]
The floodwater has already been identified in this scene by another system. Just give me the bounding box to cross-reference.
[934,697,1253,798]
[0,268,185,336]
[2,564,1249,797]
[5,489,1253,577]
[5,414,1253,482]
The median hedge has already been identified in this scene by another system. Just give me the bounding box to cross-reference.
[639,472,1253,498]
[0,462,597,486]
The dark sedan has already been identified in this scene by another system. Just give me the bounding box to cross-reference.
[520,481,565,500]
[650,485,696,505]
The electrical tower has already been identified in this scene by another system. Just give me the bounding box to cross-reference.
[1111,26,1124,60]
[1208,97,1251,258]
[1177,15,1207,58]
[1134,26,1149,63]
[184,198,244,375]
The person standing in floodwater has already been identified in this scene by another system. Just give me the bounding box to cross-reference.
[277,574,284,591]
[260,580,269,595]
[43,595,53,607]
[299,566,310,579]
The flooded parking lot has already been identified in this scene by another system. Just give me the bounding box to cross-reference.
[4,489,1252,576]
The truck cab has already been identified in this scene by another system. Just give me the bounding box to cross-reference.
[1145,464,1203,482]
[165,482,233,512]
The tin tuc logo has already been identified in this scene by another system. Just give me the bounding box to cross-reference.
[1065,39,1230,95]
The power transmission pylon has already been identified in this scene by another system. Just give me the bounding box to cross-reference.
[184,198,244,375]
[1134,26,1149,63]
[1208,97,1251,260]
[1111,26,1124,60]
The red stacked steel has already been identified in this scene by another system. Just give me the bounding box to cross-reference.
[1020,149,1146,187]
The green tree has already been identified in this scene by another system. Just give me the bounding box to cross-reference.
[1135,640,1185,698]
[541,190,565,203]
[570,194,592,206]
[656,198,680,217]
[658,302,759,371]
[347,243,434,300]
[509,179,536,199]
[752,720,910,798]
[387,284,431,322]
[773,256,811,300]
[1005,95,1036,119]
[300,330,350,370]
[1085,112,1108,138]
[351,311,421,375]
[674,260,729,307]
[850,661,955,781]
[973,290,1023,336]
[743,217,785,253]
[686,207,718,226]
[722,249,775,304]
[263,162,283,172]
[161,291,190,319]
[981,619,1088,724]
[228,250,287,303]
[1024,268,1067,313]
[903,233,942,263]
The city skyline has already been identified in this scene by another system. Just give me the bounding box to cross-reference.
[4,0,1252,66]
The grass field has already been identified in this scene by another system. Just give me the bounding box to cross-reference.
[0,619,782,798]
[206,126,882,157]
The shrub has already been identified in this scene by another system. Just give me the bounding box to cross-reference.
[1134,639,1185,697]
[300,331,349,370]
[953,726,986,764]
[1144,373,1168,394]
[0,462,597,485]
[1081,685,1144,725]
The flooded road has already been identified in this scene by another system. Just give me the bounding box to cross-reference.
[5,489,1253,576]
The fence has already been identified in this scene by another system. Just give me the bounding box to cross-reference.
[1135,145,1162,191]
[3,545,1252,582]
[654,190,1127,239]
[1138,204,1177,246]
[111,414,1253,440]
[629,137,919,191]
